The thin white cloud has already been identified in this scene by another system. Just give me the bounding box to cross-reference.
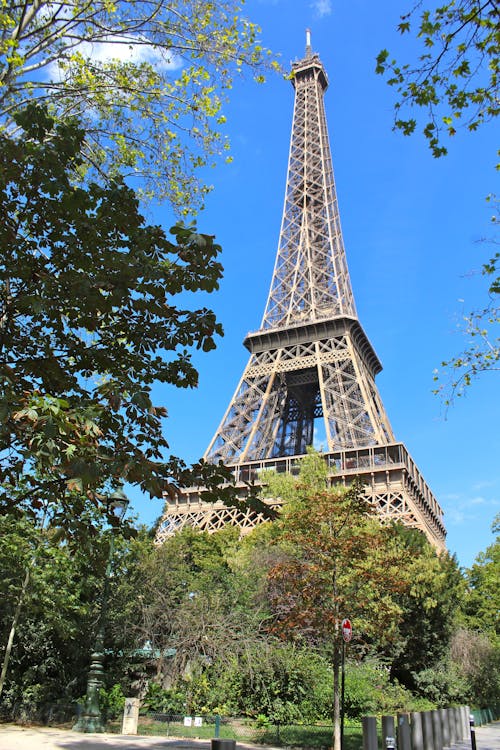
[76,37,181,70]
[473,479,496,491]
[441,492,461,501]
[469,496,486,506]
[447,508,465,525]
[47,35,181,81]
[441,489,500,527]
[311,0,332,17]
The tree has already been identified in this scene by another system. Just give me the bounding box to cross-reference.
[463,511,500,638]
[0,105,230,530]
[376,0,499,161]
[387,526,464,692]
[0,0,278,210]
[109,525,268,693]
[0,512,106,711]
[433,294,499,402]
[433,201,499,402]
[415,513,500,708]
[449,628,500,706]
[377,3,499,399]
[264,452,411,750]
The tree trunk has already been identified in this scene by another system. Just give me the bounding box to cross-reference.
[0,567,31,697]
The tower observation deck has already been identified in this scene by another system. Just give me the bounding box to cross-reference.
[156,34,446,551]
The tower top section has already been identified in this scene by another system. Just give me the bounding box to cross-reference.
[290,29,328,91]
[260,32,354,331]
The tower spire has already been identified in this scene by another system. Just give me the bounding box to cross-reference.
[305,28,312,57]
[156,40,446,552]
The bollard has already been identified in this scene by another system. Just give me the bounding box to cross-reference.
[461,706,469,739]
[432,709,443,750]
[410,712,424,750]
[454,707,463,740]
[363,716,379,750]
[382,715,396,749]
[448,708,457,745]
[211,741,236,750]
[440,708,450,748]
[422,711,435,750]
[397,713,411,750]
[469,713,477,750]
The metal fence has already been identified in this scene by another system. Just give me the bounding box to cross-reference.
[471,706,500,726]
[123,714,363,748]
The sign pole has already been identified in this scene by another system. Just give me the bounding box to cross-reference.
[340,618,352,750]
[341,638,345,750]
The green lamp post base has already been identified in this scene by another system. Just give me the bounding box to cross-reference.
[72,650,106,733]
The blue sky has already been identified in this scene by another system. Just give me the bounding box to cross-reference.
[132,0,499,569]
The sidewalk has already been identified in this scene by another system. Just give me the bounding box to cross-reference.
[0,725,212,749]
[0,721,498,750]
[448,720,500,750]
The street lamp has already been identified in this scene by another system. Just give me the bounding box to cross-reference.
[73,487,129,733]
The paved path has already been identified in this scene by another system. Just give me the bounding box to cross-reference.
[0,721,498,750]
[448,720,500,750]
[0,726,213,749]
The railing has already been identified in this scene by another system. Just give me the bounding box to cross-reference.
[229,444,409,484]
[224,444,443,526]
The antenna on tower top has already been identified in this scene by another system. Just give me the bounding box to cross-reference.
[305,28,312,57]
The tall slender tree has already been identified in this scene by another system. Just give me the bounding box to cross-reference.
[264,452,411,750]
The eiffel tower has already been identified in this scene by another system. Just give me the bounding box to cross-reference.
[156,33,446,551]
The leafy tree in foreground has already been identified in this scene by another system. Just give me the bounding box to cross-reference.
[377,4,499,401]
[449,627,500,706]
[264,451,411,750]
[0,105,227,530]
[109,524,273,699]
[0,0,279,208]
[376,0,499,161]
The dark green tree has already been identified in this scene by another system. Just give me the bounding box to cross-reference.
[109,525,267,693]
[0,513,107,708]
[387,527,464,693]
[463,511,500,638]
[0,105,230,530]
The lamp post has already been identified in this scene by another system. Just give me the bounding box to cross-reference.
[73,487,129,733]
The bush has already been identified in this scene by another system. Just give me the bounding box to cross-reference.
[141,683,187,714]
[344,661,429,717]
[99,683,126,719]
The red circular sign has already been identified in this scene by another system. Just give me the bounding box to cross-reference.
[341,618,352,643]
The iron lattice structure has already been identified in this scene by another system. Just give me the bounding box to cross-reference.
[156,38,446,551]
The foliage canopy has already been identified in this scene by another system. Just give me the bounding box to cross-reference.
[376,0,499,162]
[0,0,279,209]
[0,105,227,529]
